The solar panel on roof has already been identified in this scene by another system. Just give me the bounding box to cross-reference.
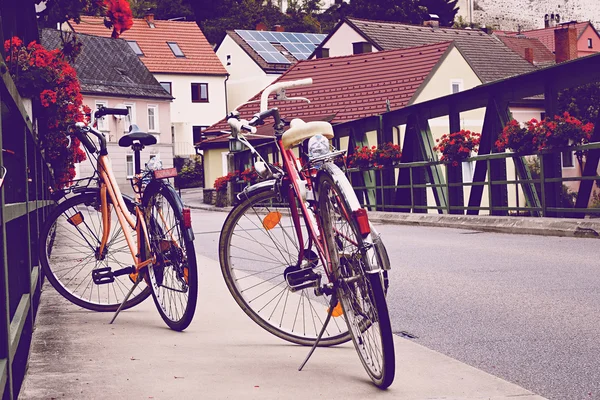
[235,29,324,63]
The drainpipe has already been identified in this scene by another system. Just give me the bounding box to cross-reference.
[224,73,230,113]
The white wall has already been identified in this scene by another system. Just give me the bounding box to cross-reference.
[216,35,281,112]
[154,73,227,156]
[79,94,173,193]
[312,22,377,58]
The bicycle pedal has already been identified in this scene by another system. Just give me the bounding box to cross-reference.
[92,267,115,284]
[285,267,321,292]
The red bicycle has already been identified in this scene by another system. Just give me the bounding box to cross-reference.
[219,78,395,388]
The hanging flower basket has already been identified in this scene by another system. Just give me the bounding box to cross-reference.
[434,130,481,167]
[372,142,402,168]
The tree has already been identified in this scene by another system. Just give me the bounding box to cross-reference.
[128,0,194,20]
[418,0,459,27]
[342,0,427,25]
[189,0,319,45]
[558,84,600,125]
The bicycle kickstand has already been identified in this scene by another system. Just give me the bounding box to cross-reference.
[109,273,143,324]
[298,291,338,371]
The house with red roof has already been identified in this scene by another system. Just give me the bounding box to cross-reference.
[199,41,486,186]
[516,21,600,59]
[41,29,174,192]
[215,28,327,112]
[70,13,228,157]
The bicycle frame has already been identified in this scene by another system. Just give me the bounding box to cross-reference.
[96,153,154,273]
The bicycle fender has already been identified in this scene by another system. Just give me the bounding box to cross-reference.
[318,163,390,273]
[236,179,278,202]
[143,181,195,242]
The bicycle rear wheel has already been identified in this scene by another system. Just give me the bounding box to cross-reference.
[318,171,395,389]
[39,192,151,312]
[219,188,351,346]
[143,184,197,331]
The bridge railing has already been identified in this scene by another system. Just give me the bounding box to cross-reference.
[347,141,600,217]
[0,59,54,399]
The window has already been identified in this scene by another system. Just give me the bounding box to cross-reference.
[451,79,463,94]
[123,103,136,132]
[160,82,172,95]
[562,150,574,168]
[127,40,143,56]
[126,154,134,178]
[193,126,208,143]
[167,42,185,57]
[191,83,209,103]
[588,38,593,49]
[95,101,108,131]
[148,105,158,132]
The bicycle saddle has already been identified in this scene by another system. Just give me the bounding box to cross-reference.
[281,119,334,150]
[118,124,157,147]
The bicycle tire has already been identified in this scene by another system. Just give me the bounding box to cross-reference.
[318,170,395,388]
[39,192,151,312]
[219,188,351,346]
[143,183,197,331]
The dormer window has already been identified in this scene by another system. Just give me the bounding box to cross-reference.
[126,40,143,56]
[167,42,185,57]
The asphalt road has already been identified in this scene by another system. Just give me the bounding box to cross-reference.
[190,208,600,400]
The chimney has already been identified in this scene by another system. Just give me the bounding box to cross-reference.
[315,47,330,59]
[274,25,285,32]
[353,42,372,54]
[255,22,268,31]
[554,23,578,63]
[144,10,155,28]
[524,47,535,64]
[423,14,440,28]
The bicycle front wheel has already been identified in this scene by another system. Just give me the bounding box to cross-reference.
[219,188,350,346]
[143,184,197,331]
[39,192,151,312]
[318,171,395,389]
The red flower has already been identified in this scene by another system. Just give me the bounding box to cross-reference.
[104,0,134,39]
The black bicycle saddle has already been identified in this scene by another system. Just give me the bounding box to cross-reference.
[118,124,157,147]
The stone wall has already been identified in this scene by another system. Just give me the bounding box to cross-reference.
[456,0,600,31]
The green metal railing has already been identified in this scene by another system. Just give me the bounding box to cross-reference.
[347,142,600,217]
[0,61,54,399]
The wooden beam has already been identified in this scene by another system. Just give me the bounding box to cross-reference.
[447,107,464,214]
[573,117,600,216]
[9,295,30,361]
[468,97,508,215]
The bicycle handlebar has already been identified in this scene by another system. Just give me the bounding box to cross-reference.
[94,107,129,119]
[73,122,107,155]
[260,78,313,112]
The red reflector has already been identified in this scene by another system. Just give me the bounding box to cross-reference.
[182,208,192,228]
[353,208,370,237]
[153,168,178,179]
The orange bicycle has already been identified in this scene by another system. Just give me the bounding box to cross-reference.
[38,107,197,331]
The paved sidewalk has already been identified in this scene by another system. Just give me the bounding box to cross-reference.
[21,253,546,399]
[180,188,600,239]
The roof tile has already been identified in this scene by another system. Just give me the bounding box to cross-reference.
[343,17,536,83]
[203,41,453,138]
[72,16,227,75]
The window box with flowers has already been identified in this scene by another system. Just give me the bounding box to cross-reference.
[495,113,594,154]
[347,142,401,169]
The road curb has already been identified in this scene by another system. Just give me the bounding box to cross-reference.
[180,189,600,239]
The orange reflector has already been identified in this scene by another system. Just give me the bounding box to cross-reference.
[328,301,343,317]
[262,211,282,230]
[153,167,178,179]
[129,272,138,283]
[182,208,192,228]
[67,212,84,226]
[184,267,189,284]
[353,208,370,237]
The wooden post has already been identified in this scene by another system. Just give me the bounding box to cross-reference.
[447,107,464,214]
